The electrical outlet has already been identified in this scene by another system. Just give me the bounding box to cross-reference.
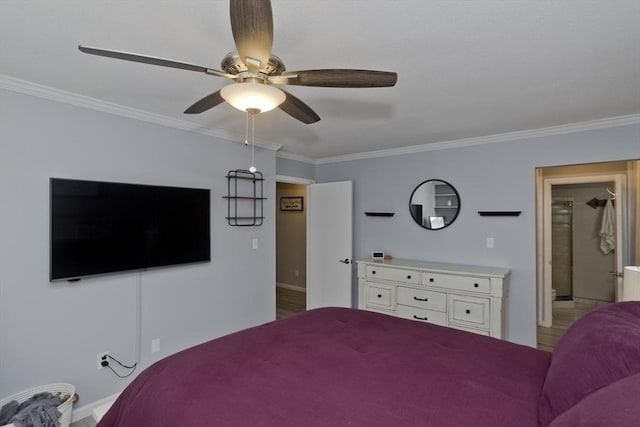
[151,338,160,353]
[486,237,495,249]
[97,351,109,370]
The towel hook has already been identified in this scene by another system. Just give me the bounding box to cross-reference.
[606,188,616,199]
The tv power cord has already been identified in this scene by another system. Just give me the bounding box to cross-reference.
[100,354,138,378]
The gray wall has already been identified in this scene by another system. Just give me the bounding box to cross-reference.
[0,89,276,404]
[276,157,316,181]
[314,124,640,346]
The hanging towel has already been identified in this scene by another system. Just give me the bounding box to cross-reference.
[599,199,615,254]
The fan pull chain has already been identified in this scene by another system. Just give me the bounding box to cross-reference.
[244,110,249,146]
[249,113,256,173]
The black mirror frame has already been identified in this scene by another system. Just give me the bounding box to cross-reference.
[409,179,461,230]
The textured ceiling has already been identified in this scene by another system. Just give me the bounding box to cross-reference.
[1,1,639,160]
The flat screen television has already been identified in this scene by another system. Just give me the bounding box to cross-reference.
[50,178,210,281]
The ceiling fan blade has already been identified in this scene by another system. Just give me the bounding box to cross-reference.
[230,0,273,70]
[78,45,235,79]
[184,90,225,114]
[279,69,398,88]
[278,90,320,124]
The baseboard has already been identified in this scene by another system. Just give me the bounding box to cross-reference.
[276,282,306,293]
[573,296,611,307]
[71,392,120,422]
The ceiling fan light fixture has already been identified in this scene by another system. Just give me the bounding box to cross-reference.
[221,81,285,113]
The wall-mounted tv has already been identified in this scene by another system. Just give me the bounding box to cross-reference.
[50,178,210,281]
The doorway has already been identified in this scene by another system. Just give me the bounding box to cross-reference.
[275,176,354,317]
[535,160,637,350]
[276,180,309,319]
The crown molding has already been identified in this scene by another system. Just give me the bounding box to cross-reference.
[3,74,636,163]
[275,150,317,164]
[0,74,283,152]
[311,113,640,165]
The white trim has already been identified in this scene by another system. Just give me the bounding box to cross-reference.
[535,169,545,327]
[315,114,640,164]
[276,282,306,292]
[0,74,282,152]
[276,151,317,164]
[276,174,315,185]
[2,74,638,163]
[71,392,120,423]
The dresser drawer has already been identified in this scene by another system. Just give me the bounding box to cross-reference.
[366,265,420,285]
[449,324,491,337]
[422,272,490,294]
[447,294,490,329]
[397,305,447,326]
[365,282,395,311]
[397,286,446,312]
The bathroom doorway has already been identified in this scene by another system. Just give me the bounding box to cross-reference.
[535,159,639,350]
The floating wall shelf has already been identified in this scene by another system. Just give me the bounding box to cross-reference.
[364,212,395,217]
[477,211,522,217]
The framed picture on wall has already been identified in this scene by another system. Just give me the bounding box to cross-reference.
[280,197,304,211]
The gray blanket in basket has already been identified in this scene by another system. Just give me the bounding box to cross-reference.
[0,392,62,427]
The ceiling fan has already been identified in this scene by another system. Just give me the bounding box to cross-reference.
[78,0,397,124]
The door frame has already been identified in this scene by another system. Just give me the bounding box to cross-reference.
[536,172,627,327]
[276,176,354,310]
[275,175,315,305]
[276,175,316,186]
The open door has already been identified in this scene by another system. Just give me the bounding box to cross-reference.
[307,181,353,309]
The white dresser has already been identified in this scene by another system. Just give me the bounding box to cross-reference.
[357,258,510,339]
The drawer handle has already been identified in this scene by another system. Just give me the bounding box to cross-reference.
[466,309,471,314]
[429,278,434,283]
[413,315,428,321]
[372,270,376,275]
[377,294,382,298]
[413,296,429,302]
[407,275,412,279]
[474,283,479,288]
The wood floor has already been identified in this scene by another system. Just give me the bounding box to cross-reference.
[536,303,597,352]
[276,286,306,319]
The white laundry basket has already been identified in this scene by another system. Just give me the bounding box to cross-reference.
[0,383,75,427]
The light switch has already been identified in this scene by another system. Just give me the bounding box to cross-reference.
[252,238,259,249]
[486,237,494,249]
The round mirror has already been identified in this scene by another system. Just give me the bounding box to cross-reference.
[409,179,461,230]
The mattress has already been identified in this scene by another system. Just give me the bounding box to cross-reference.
[98,307,550,426]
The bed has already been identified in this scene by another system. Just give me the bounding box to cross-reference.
[97,302,640,426]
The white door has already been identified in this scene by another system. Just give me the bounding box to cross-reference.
[306,181,353,309]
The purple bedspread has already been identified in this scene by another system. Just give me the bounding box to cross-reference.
[98,308,550,426]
